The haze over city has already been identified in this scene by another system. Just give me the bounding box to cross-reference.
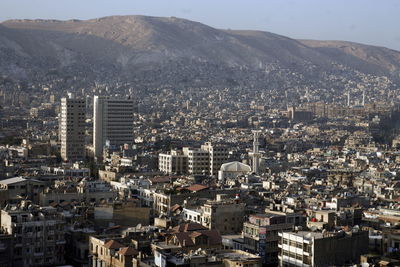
[0,1,400,267]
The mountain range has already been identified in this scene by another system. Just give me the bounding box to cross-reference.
[0,15,399,88]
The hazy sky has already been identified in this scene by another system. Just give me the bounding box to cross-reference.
[1,0,400,51]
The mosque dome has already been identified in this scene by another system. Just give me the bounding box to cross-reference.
[220,161,251,172]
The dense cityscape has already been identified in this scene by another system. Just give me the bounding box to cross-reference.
[1,3,400,267]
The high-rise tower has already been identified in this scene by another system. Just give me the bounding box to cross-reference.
[93,96,135,159]
[60,93,86,162]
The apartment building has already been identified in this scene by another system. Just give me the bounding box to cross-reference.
[278,230,368,266]
[0,203,66,267]
[201,199,245,235]
[158,149,187,175]
[158,142,229,176]
[243,213,294,265]
[39,179,116,206]
[89,236,139,267]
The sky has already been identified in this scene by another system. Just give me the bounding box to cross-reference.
[1,0,400,51]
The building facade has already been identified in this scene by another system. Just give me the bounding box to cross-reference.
[60,94,86,162]
[278,230,368,266]
[158,150,187,175]
[159,142,229,177]
[243,213,294,265]
[0,204,66,267]
[93,96,135,159]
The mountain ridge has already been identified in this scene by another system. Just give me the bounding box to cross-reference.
[0,15,399,88]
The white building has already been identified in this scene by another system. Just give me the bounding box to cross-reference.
[93,96,135,159]
[158,142,229,176]
[158,149,187,175]
[278,230,368,266]
[218,161,252,181]
[60,93,86,162]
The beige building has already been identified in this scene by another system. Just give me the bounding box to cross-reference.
[89,236,139,267]
[243,213,294,265]
[39,179,116,206]
[0,176,45,204]
[60,93,86,162]
[0,203,66,267]
[201,199,245,235]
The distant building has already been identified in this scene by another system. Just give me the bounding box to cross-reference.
[159,142,229,176]
[39,179,115,206]
[93,96,135,159]
[60,93,86,162]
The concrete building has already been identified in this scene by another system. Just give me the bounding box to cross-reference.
[89,236,139,267]
[153,249,261,267]
[0,203,66,267]
[158,149,187,175]
[201,199,245,235]
[201,142,230,177]
[93,96,135,159]
[39,179,116,206]
[182,198,245,235]
[0,234,13,267]
[243,213,294,265]
[60,93,86,162]
[183,146,211,176]
[278,230,368,266]
[159,142,229,176]
[0,176,45,204]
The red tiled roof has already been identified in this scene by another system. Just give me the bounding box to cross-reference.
[170,204,182,212]
[104,240,124,249]
[174,230,221,247]
[186,184,208,192]
[118,247,139,256]
[171,222,208,233]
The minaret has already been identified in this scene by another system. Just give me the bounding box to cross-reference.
[249,130,262,174]
[362,90,365,106]
[347,91,351,107]
[285,91,288,109]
